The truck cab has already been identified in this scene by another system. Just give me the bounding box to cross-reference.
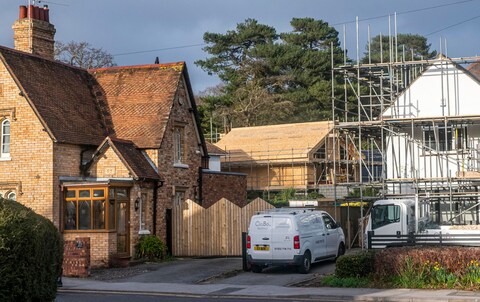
[366,199,415,237]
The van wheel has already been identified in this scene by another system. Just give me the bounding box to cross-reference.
[335,243,345,261]
[251,265,263,273]
[298,251,311,274]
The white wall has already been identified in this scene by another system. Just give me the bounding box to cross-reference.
[383,62,480,118]
[208,155,221,171]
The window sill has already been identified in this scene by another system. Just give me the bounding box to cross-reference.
[173,163,189,169]
[63,229,117,233]
[138,230,151,235]
[0,156,11,161]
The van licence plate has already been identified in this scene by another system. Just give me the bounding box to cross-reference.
[254,245,270,251]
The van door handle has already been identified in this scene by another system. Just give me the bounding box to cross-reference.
[262,237,269,240]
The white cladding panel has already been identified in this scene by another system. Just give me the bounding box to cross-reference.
[383,62,480,118]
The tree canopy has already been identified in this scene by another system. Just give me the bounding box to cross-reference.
[196,17,344,130]
[197,20,436,134]
[55,41,116,69]
[362,33,437,63]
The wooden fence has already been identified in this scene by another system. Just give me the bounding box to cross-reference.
[172,198,274,257]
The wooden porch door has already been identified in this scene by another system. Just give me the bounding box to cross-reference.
[116,199,130,254]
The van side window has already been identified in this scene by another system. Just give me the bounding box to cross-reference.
[313,214,325,229]
[321,213,336,229]
[298,214,315,230]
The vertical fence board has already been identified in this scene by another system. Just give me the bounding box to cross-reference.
[172,198,274,256]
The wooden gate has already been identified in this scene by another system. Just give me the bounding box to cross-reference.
[172,198,274,256]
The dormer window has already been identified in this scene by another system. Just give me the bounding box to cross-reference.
[1,119,10,159]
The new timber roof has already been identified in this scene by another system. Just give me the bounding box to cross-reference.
[214,121,333,164]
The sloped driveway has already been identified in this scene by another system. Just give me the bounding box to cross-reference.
[93,257,335,287]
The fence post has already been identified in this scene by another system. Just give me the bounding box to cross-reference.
[242,232,249,271]
[439,231,443,246]
[408,232,415,245]
[367,231,373,250]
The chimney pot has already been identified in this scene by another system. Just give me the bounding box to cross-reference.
[19,6,27,19]
[44,6,50,23]
[39,7,45,21]
[33,6,40,20]
[28,5,34,18]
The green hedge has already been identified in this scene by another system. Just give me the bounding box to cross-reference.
[335,251,376,278]
[0,198,63,302]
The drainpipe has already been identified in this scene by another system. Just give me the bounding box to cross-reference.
[152,179,164,236]
[198,167,203,206]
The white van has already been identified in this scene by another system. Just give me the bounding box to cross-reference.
[246,208,345,273]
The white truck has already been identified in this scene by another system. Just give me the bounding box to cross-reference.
[246,208,345,273]
[365,198,480,248]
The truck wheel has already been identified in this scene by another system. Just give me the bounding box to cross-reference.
[335,243,345,261]
[251,265,263,273]
[298,251,311,274]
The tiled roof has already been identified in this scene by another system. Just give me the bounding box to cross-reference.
[206,141,226,155]
[214,121,333,163]
[0,46,106,145]
[107,137,161,180]
[90,63,184,148]
[467,62,480,81]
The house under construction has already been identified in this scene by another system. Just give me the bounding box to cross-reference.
[214,121,359,198]
[331,36,480,226]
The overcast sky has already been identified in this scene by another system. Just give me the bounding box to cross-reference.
[1,0,480,93]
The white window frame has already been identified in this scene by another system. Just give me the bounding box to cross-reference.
[174,127,183,164]
[174,191,185,206]
[173,127,188,168]
[138,192,150,235]
[7,191,16,201]
[1,119,11,159]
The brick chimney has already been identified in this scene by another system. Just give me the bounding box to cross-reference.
[12,5,56,59]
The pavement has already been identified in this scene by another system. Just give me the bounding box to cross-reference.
[59,257,480,302]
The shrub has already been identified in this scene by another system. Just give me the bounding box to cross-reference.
[135,235,167,261]
[321,275,371,288]
[335,251,376,278]
[374,246,480,289]
[0,198,63,302]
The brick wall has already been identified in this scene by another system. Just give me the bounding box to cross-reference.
[0,60,55,224]
[201,170,247,208]
[63,237,90,277]
[12,18,56,59]
[63,232,116,268]
[154,79,203,240]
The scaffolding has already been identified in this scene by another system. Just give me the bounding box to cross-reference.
[222,133,353,197]
[331,18,480,226]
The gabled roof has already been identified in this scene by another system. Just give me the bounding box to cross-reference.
[214,121,333,163]
[0,46,106,145]
[382,55,480,118]
[90,63,184,149]
[466,61,480,81]
[86,137,161,181]
[206,142,226,156]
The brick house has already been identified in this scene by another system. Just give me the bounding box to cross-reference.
[0,5,245,267]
